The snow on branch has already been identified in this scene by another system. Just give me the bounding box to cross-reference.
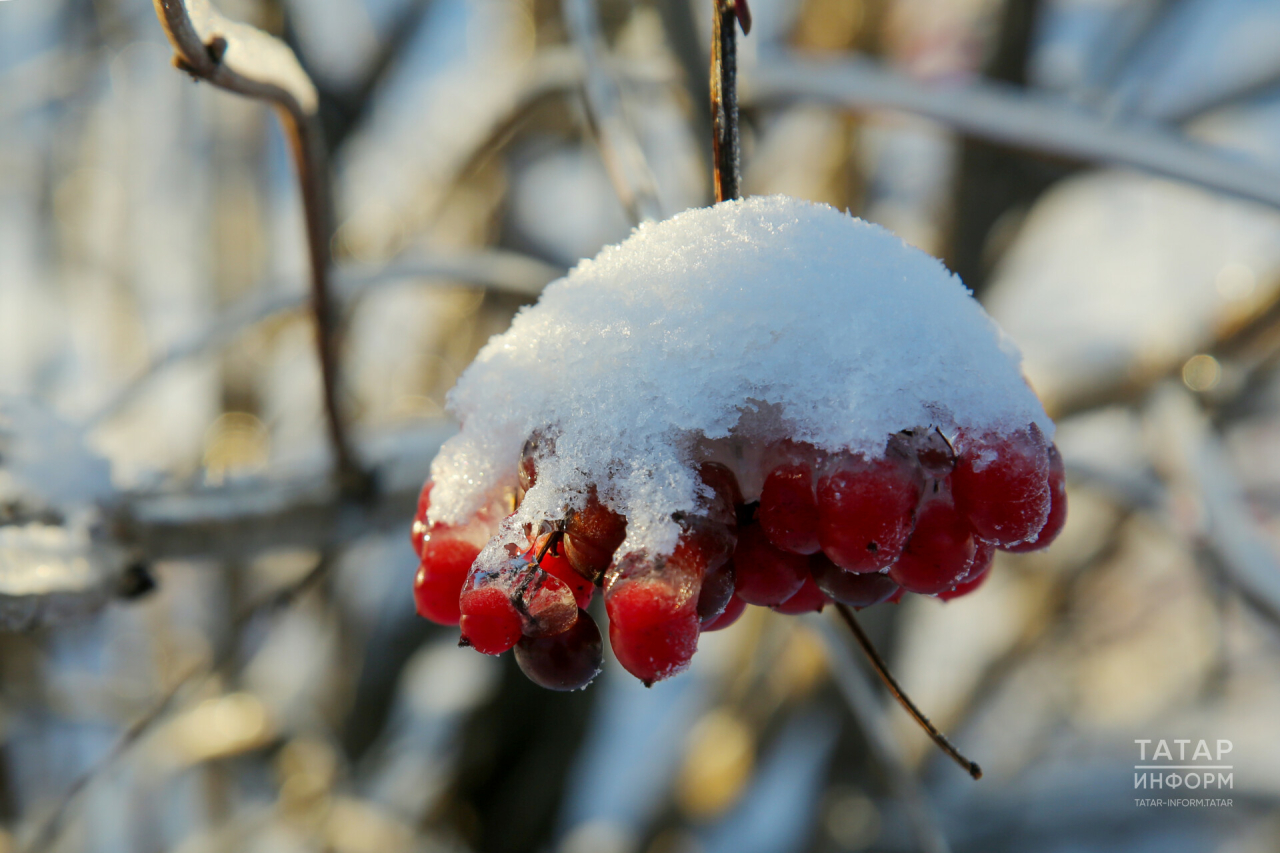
[747,55,1280,211]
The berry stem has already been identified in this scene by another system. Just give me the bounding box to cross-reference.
[710,0,749,202]
[834,603,983,780]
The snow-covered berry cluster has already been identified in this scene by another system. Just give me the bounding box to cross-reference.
[410,195,1066,689]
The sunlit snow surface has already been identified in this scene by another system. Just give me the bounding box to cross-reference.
[429,195,1051,560]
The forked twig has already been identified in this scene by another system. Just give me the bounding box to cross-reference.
[151,0,367,496]
[710,0,750,202]
[834,603,983,780]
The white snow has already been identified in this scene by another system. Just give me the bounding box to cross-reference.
[428,195,1051,562]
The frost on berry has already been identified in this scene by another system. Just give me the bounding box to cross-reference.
[1002,445,1067,553]
[413,195,1063,687]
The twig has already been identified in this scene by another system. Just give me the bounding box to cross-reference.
[807,614,952,853]
[745,55,1280,211]
[834,603,983,780]
[86,251,562,428]
[22,553,335,853]
[710,0,749,202]
[563,0,663,223]
[152,0,366,496]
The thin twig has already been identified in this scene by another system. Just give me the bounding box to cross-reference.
[152,0,367,496]
[807,614,952,853]
[746,54,1280,212]
[710,0,749,202]
[834,603,983,780]
[22,554,335,853]
[563,0,663,223]
[86,251,561,429]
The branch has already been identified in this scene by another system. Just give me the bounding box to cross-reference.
[745,55,1280,211]
[710,0,749,202]
[111,423,454,561]
[806,613,952,853]
[563,0,663,223]
[152,0,366,495]
[86,251,562,428]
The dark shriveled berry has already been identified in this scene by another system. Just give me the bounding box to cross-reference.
[515,609,604,690]
[697,559,735,626]
[809,553,899,607]
[702,594,747,631]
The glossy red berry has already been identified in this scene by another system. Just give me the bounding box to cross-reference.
[731,523,808,606]
[514,609,603,690]
[605,550,702,685]
[539,550,594,609]
[771,575,830,614]
[1002,445,1066,553]
[459,585,524,654]
[952,427,1050,546]
[701,593,747,632]
[817,454,922,573]
[563,489,628,580]
[411,481,434,558]
[809,553,900,607]
[889,495,976,594]
[758,463,820,554]
[413,537,480,625]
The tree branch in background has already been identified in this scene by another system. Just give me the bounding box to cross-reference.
[710,0,749,202]
[563,0,663,223]
[151,0,368,497]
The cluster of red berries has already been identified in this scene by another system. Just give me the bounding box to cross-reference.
[412,425,1066,690]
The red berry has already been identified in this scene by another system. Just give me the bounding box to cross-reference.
[696,559,735,626]
[564,489,628,580]
[889,495,976,594]
[459,585,524,654]
[411,481,434,558]
[731,523,808,606]
[604,546,706,684]
[758,463,820,554]
[817,454,922,572]
[702,594,747,632]
[938,564,991,601]
[514,609,603,690]
[771,575,830,614]
[1002,445,1066,553]
[952,427,1050,546]
[412,537,480,625]
[809,553,899,607]
[539,550,594,609]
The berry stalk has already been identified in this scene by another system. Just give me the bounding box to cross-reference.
[834,602,983,780]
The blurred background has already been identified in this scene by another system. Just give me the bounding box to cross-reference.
[2,0,1280,851]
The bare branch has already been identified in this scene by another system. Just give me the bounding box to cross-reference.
[563,0,663,223]
[710,0,747,202]
[86,251,562,428]
[152,0,365,495]
[806,613,952,853]
[746,55,1280,211]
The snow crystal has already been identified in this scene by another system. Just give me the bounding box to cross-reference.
[429,195,1051,560]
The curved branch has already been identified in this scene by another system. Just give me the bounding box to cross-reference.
[152,0,364,494]
[746,55,1280,211]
